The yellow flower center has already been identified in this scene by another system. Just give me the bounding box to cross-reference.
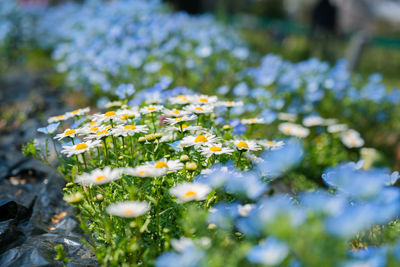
[267,141,276,145]
[97,130,108,136]
[172,110,180,114]
[182,124,188,129]
[194,135,208,143]
[124,209,134,215]
[182,97,188,101]
[72,109,80,114]
[226,101,233,105]
[209,146,222,152]
[75,143,88,150]
[104,111,116,117]
[236,141,249,149]
[250,119,257,123]
[155,161,169,169]
[90,127,99,132]
[283,128,291,134]
[139,170,146,175]
[56,115,64,119]
[174,117,183,122]
[96,175,106,182]
[195,107,204,111]
[147,107,156,111]
[199,98,208,103]
[120,114,130,120]
[184,190,197,198]
[65,129,76,136]
[124,125,136,130]
[90,121,96,126]
[105,126,112,130]
[177,95,184,98]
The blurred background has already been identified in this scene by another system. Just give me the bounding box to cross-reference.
[165,0,400,87]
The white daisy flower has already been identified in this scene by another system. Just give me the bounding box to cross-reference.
[54,128,79,140]
[169,182,212,202]
[159,131,178,143]
[85,127,112,140]
[302,115,325,127]
[61,140,101,157]
[111,124,149,137]
[241,118,265,125]
[105,101,123,108]
[106,201,150,218]
[323,118,338,126]
[140,105,164,115]
[278,123,310,138]
[164,114,197,126]
[180,133,221,148]
[200,143,234,158]
[328,124,348,133]
[169,95,192,105]
[48,113,72,124]
[233,140,262,151]
[245,152,264,163]
[258,140,285,150]
[144,159,184,172]
[216,100,244,108]
[163,109,189,117]
[193,95,218,105]
[66,107,90,117]
[183,105,214,114]
[92,111,119,123]
[75,167,122,186]
[168,124,203,133]
[340,129,364,148]
[123,166,167,178]
[114,108,140,123]
[278,112,297,122]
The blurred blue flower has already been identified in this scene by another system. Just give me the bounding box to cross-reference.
[247,236,289,266]
[37,122,60,135]
[115,83,135,99]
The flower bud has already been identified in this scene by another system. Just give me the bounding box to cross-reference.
[180,155,189,162]
[63,192,83,203]
[96,194,104,201]
[185,162,197,171]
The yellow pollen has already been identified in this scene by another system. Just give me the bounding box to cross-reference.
[199,98,208,103]
[75,143,88,150]
[56,115,64,119]
[250,119,257,123]
[184,190,197,198]
[182,97,188,101]
[96,175,106,182]
[174,117,183,122]
[90,127,99,132]
[182,124,188,129]
[124,209,134,215]
[226,101,233,105]
[72,109,80,114]
[209,146,222,152]
[104,111,116,117]
[194,135,208,143]
[97,130,108,136]
[172,110,180,114]
[121,114,130,120]
[90,121,96,126]
[283,128,291,134]
[195,107,204,111]
[177,95,185,98]
[105,126,112,130]
[237,141,249,149]
[155,161,169,169]
[65,129,76,136]
[124,125,136,130]
[267,141,276,145]
[139,170,146,175]
[147,107,156,111]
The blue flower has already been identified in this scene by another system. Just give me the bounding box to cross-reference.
[37,122,60,135]
[247,236,289,266]
[115,83,135,99]
[155,247,205,267]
